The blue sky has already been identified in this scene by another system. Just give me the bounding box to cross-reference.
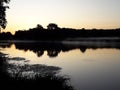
[5,0,120,34]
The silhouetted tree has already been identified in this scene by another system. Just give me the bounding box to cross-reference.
[47,23,59,30]
[36,24,44,29]
[0,0,10,32]
[81,28,85,30]
[0,32,13,40]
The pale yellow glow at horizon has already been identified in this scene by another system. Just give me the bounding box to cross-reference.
[3,0,120,33]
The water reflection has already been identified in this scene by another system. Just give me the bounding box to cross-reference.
[0,53,74,90]
[1,41,120,90]
[0,42,12,48]
[1,41,120,57]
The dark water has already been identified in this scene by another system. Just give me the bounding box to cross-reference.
[0,41,120,90]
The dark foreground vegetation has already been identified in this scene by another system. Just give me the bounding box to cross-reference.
[0,53,74,90]
[0,23,120,41]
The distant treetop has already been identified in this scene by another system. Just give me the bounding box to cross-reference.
[36,24,44,29]
[47,23,59,30]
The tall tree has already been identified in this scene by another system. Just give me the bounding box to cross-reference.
[0,0,10,32]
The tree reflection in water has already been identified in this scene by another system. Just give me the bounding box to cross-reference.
[47,50,61,58]
[1,41,120,58]
[0,53,74,90]
[1,41,120,89]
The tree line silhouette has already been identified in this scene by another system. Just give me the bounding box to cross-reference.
[0,23,120,41]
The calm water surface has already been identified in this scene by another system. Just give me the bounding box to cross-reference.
[0,41,120,90]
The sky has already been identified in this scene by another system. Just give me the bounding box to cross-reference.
[4,0,120,34]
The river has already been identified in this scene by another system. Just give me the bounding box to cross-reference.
[0,41,120,90]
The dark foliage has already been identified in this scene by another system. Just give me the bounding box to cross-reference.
[0,23,120,41]
[13,27,120,41]
[0,0,10,30]
[0,32,13,40]
[0,53,74,90]
[1,41,120,58]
